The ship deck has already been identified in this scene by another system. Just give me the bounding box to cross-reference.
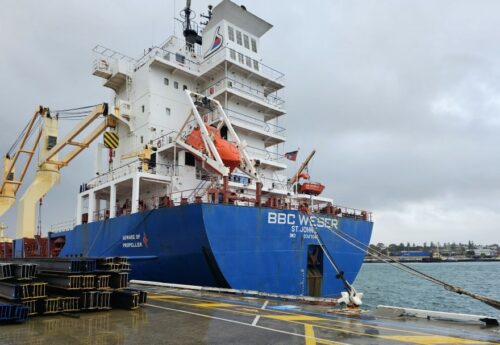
[0,284,498,345]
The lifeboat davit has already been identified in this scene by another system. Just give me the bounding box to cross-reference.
[186,125,241,173]
[298,172,310,180]
[299,182,325,196]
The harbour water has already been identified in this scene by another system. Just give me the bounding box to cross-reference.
[354,261,500,318]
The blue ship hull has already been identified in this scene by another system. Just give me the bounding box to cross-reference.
[50,204,373,297]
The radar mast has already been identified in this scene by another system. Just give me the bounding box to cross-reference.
[181,0,203,51]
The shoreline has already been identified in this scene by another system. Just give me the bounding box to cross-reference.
[364,258,500,263]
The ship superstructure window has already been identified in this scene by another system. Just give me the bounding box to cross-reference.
[245,56,252,67]
[164,78,169,86]
[251,38,257,53]
[174,81,179,89]
[229,49,236,60]
[175,53,185,64]
[236,30,242,45]
[165,107,171,116]
[141,105,145,113]
[238,53,244,64]
[243,34,250,49]
[183,85,188,90]
[185,152,195,166]
[228,26,235,41]
[253,60,259,71]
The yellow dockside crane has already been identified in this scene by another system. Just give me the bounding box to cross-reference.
[121,145,155,172]
[0,103,117,239]
[0,106,50,218]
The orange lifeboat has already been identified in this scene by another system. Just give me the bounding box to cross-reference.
[299,182,325,196]
[186,125,241,173]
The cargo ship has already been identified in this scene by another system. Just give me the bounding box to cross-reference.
[0,0,373,298]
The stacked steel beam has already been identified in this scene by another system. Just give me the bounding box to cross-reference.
[0,262,46,321]
[0,257,147,323]
[0,303,29,323]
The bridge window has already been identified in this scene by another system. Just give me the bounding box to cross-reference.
[251,38,257,53]
[236,30,242,45]
[175,53,185,64]
[229,49,236,60]
[228,26,235,41]
[243,34,249,49]
[245,56,252,67]
[238,53,244,64]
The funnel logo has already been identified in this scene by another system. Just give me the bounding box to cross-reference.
[204,26,223,58]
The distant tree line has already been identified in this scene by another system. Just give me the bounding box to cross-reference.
[367,241,499,257]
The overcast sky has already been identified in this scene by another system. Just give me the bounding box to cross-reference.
[1,0,499,245]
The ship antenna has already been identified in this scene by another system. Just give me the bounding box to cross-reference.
[180,0,202,51]
[200,5,213,26]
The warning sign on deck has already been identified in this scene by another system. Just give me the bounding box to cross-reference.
[103,132,119,149]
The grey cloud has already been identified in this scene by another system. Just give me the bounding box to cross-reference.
[1,0,499,244]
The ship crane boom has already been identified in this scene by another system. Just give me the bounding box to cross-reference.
[289,149,316,186]
[0,107,50,218]
[121,145,155,172]
[10,103,116,238]
[40,103,111,167]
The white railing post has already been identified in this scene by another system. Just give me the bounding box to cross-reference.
[76,194,83,226]
[132,175,140,214]
[110,183,117,219]
[88,191,95,223]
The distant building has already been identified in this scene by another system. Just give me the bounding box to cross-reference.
[393,251,432,261]
[471,248,497,258]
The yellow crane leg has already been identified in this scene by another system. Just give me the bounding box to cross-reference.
[0,197,15,218]
[15,116,59,238]
[0,156,16,217]
[15,167,60,238]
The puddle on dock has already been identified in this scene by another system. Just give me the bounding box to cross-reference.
[0,284,498,345]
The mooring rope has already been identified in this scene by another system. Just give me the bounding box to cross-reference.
[309,218,354,293]
[304,213,363,306]
[323,220,500,311]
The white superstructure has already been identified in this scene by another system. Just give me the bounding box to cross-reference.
[76,0,337,225]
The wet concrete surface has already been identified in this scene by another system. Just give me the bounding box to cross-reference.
[0,284,499,344]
